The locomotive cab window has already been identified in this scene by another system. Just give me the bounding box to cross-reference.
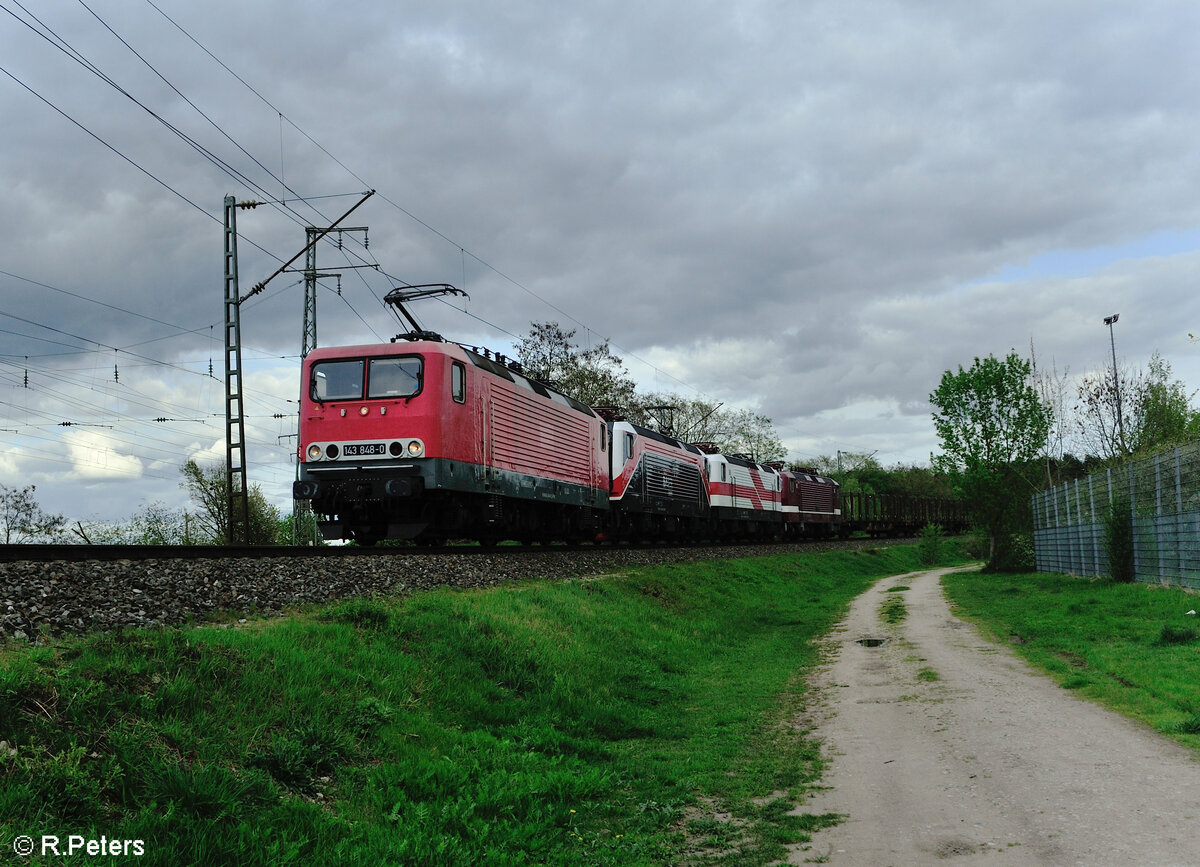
[311,359,364,401]
[623,432,635,463]
[368,357,422,398]
[451,361,465,403]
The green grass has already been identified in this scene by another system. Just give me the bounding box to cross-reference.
[943,571,1200,748]
[0,542,968,866]
[879,594,907,624]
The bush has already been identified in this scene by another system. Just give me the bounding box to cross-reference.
[1103,495,1135,583]
[1174,710,1200,735]
[986,533,1036,573]
[960,529,988,560]
[1154,624,1198,646]
[917,523,944,566]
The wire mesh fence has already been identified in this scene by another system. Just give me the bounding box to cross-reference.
[1031,441,1200,587]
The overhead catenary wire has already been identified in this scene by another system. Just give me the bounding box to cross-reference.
[0,0,383,279]
[11,0,701,402]
[139,0,709,402]
[0,0,737,524]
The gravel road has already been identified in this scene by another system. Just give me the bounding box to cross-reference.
[792,567,1200,866]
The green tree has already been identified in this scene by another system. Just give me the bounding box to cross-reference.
[930,352,1051,569]
[807,452,880,492]
[181,460,281,545]
[805,455,956,498]
[0,484,65,543]
[515,321,638,409]
[278,508,325,546]
[1131,352,1199,454]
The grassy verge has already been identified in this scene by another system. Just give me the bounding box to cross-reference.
[1,542,967,866]
[943,571,1200,748]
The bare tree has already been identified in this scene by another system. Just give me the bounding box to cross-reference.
[1030,339,1074,484]
[0,484,66,543]
[630,393,785,462]
[1073,362,1141,461]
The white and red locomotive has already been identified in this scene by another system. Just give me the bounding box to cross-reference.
[294,337,839,545]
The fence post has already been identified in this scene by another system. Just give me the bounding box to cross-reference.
[1156,454,1164,583]
[1129,462,1140,581]
[1106,467,1114,579]
[1088,474,1098,577]
[1073,479,1084,575]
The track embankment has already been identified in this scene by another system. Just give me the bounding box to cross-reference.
[1,538,886,640]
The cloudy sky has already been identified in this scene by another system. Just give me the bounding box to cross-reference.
[2,0,1198,527]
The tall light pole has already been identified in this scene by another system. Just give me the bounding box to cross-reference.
[1103,314,1125,452]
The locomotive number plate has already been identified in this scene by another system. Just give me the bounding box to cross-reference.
[343,442,386,457]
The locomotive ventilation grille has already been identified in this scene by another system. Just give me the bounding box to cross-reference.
[643,453,703,502]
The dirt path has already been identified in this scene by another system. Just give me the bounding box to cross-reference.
[792,567,1200,866]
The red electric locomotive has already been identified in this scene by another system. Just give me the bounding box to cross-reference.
[294,338,609,544]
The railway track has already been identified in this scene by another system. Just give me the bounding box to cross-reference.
[0,537,912,641]
[0,542,435,563]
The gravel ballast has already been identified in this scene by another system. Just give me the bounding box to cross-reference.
[0,540,892,640]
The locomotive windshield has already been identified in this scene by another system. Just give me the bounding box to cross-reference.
[311,359,363,401]
[310,356,423,402]
[368,357,422,398]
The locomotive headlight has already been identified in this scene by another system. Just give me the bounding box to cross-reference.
[359,406,369,416]
[407,440,423,456]
[306,444,323,461]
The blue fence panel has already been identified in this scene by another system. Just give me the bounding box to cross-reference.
[1032,443,1200,589]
